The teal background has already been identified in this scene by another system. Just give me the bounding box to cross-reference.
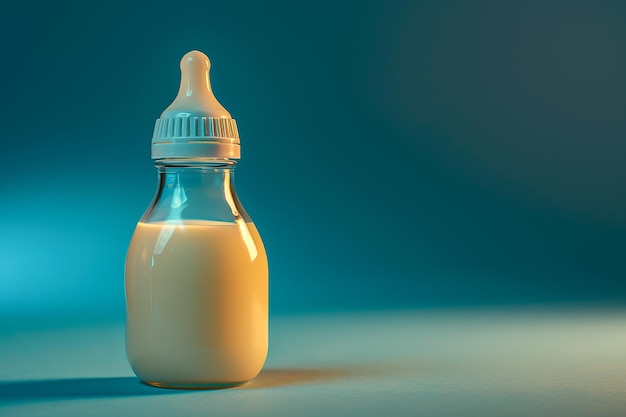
[1,0,625,317]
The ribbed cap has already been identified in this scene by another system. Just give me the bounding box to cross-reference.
[151,50,241,159]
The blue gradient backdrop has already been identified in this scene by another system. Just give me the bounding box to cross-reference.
[1,0,625,317]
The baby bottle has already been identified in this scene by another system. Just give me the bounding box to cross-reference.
[125,50,268,388]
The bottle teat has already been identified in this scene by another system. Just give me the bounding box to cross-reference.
[151,50,241,160]
[160,51,231,119]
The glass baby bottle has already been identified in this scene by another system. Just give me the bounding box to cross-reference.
[125,50,268,389]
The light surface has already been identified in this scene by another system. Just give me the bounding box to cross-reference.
[1,308,625,416]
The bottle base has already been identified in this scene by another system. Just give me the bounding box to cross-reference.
[144,380,248,390]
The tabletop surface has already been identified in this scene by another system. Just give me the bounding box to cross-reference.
[1,308,625,417]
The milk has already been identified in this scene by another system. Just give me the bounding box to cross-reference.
[125,220,268,387]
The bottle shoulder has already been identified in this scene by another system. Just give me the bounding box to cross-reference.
[141,168,252,224]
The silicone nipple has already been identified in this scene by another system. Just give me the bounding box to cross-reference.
[160,50,231,119]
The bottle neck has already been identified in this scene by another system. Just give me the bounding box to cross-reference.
[142,159,248,223]
[156,159,237,198]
